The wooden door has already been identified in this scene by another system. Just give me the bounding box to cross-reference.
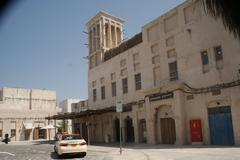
[160,118,176,144]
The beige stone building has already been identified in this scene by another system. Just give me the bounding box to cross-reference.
[69,0,240,145]
[0,87,57,141]
[59,99,85,133]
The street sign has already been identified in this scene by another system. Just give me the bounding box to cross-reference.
[116,101,122,112]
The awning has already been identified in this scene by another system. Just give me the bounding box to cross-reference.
[41,124,55,129]
[23,123,34,130]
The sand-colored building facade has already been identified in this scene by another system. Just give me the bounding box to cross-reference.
[0,87,57,141]
[73,0,240,145]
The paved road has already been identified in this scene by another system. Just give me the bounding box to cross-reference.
[1,142,240,160]
[0,143,106,160]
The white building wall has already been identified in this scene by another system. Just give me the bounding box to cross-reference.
[85,0,240,145]
[0,87,57,141]
[59,99,81,133]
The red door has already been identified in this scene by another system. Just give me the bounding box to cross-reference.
[190,119,203,142]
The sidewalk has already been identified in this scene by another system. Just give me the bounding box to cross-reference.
[88,143,240,160]
[88,144,149,160]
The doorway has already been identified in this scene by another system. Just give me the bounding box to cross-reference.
[114,118,120,142]
[125,116,134,142]
[139,119,147,143]
[208,106,234,145]
[82,122,88,142]
[24,130,31,140]
[160,118,176,144]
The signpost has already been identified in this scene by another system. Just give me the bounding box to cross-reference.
[116,100,123,154]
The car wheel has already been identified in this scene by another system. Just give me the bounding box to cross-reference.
[80,152,86,157]
[54,146,57,153]
[57,153,63,158]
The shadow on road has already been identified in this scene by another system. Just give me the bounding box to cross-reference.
[33,140,55,145]
[50,152,86,159]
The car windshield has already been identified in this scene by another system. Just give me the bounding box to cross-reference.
[62,135,82,140]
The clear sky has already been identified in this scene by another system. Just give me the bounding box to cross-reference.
[0,0,185,103]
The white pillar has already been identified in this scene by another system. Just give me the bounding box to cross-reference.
[108,22,112,48]
[173,90,186,145]
[114,24,117,47]
[91,27,94,53]
[145,97,156,144]
[132,105,139,144]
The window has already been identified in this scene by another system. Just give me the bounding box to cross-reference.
[166,36,174,47]
[152,55,160,64]
[11,129,16,137]
[201,51,210,73]
[151,44,159,54]
[111,73,116,80]
[122,78,128,94]
[214,46,224,70]
[101,86,105,100]
[153,66,160,86]
[169,61,178,81]
[147,24,160,42]
[134,63,140,72]
[135,73,142,90]
[167,49,176,58]
[120,59,126,67]
[201,51,209,65]
[93,89,97,102]
[92,81,96,87]
[100,77,105,84]
[133,53,139,62]
[121,68,127,76]
[164,12,178,33]
[111,82,116,97]
[215,46,223,61]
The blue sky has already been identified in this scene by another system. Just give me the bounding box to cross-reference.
[0,0,184,103]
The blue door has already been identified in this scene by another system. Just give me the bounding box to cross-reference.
[208,106,234,145]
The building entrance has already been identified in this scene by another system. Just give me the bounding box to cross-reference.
[208,106,234,145]
[125,116,134,142]
[82,122,88,142]
[160,118,176,144]
[114,118,120,142]
[139,119,147,143]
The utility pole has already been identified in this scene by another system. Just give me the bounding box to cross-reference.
[116,100,123,154]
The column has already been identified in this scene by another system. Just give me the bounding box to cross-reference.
[132,105,139,144]
[99,19,102,49]
[114,24,117,47]
[101,18,105,48]
[96,22,100,50]
[231,87,240,145]
[108,22,112,48]
[120,25,123,42]
[93,26,96,52]
[89,28,92,54]
[173,90,186,145]
[145,97,156,144]
[91,27,94,53]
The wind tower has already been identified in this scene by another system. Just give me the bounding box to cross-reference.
[86,11,124,69]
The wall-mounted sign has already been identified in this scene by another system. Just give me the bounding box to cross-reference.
[149,92,173,101]
[116,101,123,112]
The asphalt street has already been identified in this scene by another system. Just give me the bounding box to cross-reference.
[0,143,104,160]
[1,142,240,160]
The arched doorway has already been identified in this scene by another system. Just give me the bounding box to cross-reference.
[125,116,134,142]
[114,118,120,142]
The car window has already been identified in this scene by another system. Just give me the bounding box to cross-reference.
[62,135,82,140]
